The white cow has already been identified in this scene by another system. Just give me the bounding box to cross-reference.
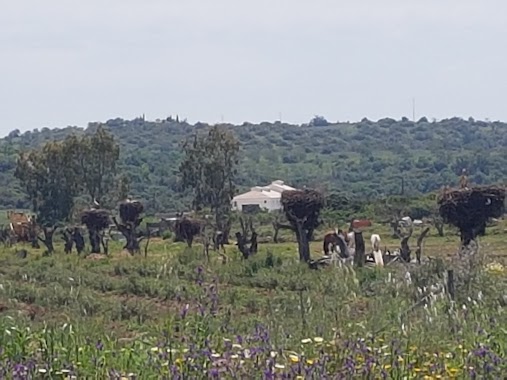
[370,234,384,266]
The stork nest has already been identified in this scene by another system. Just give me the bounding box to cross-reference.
[437,185,505,231]
[281,189,324,228]
[119,201,144,224]
[174,218,202,239]
[81,209,111,230]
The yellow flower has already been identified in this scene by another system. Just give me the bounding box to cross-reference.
[289,355,299,363]
[383,364,392,370]
[175,358,183,365]
[313,337,324,343]
[409,345,418,352]
[413,368,422,372]
[296,377,304,380]
[150,347,159,352]
[306,359,314,365]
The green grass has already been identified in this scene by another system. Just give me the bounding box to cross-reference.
[0,224,507,378]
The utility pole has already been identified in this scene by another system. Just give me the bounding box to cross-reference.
[412,98,416,122]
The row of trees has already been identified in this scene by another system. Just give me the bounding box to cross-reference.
[14,127,123,251]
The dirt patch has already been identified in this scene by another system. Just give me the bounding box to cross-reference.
[17,302,45,321]
[86,253,108,260]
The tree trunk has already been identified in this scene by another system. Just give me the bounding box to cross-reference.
[89,228,102,253]
[215,210,231,245]
[73,229,85,254]
[435,222,444,237]
[29,223,40,249]
[415,227,430,264]
[353,232,365,267]
[62,229,74,254]
[273,222,280,243]
[113,218,141,255]
[101,232,109,255]
[295,223,311,262]
[400,236,411,262]
[39,227,55,253]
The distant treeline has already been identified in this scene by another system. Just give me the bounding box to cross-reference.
[0,116,505,213]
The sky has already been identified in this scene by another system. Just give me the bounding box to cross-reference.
[1,0,507,135]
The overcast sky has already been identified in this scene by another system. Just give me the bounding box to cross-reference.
[1,0,506,135]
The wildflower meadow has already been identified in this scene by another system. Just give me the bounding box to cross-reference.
[0,224,507,379]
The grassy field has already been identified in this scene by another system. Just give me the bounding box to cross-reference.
[0,223,507,379]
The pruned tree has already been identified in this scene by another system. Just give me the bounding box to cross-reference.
[399,226,413,262]
[174,217,202,248]
[235,217,258,259]
[179,125,239,244]
[81,209,111,254]
[271,210,292,243]
[438,185,505,255]
[281,189,324,262]
[415,227,431,264]
[15,141,81,253]
[62,228,74,254]
[113,200,144,255]
[62,227,85,254]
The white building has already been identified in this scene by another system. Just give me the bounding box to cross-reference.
[231,180,296,212]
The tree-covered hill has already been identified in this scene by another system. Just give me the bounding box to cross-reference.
[1,116,506,213]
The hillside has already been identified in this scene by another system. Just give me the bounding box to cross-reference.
[0,116,506,213]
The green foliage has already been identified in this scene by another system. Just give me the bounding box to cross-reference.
[14,127,120,227]
[73,125,120,205]
[2,117,507,213]
[179,125,239,229]
[14,140,80,226]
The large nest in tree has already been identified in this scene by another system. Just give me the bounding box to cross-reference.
[281,189,324,226]
[174,218,202,238]
[119,201,144,223]
[438,186,505,231]
[81,209,111,230]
